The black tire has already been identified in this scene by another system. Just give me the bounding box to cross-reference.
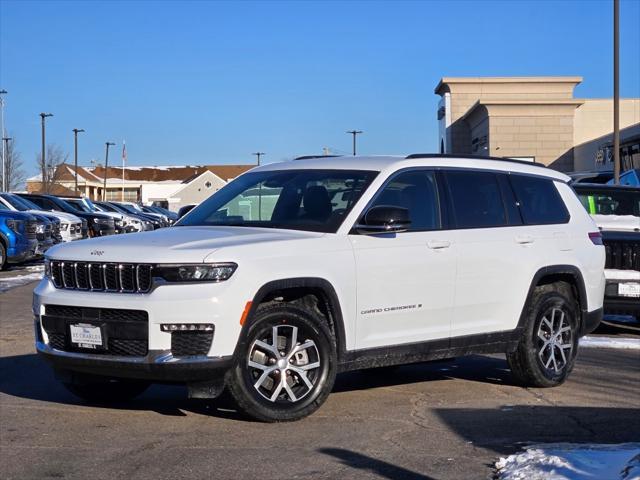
[63,375,150,403]
[0,241,7,271]
[507,282,579,388]
[226,302,337,422]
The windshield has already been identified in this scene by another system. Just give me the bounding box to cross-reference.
[115,203,138,214]
[177,169,378,233]
[82,197,100,212]
[576,188,640,217]
[65,199,93,213]
[1,193,31,211]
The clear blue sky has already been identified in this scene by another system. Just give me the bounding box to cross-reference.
[1,0,639,176]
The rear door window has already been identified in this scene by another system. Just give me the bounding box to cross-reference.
[509,175,570,225]
[445,170,508,229]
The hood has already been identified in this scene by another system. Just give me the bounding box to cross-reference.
[45,226,323,263]
[592,214,640,233]
[29,210,82,223]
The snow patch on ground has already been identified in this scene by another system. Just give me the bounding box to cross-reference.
[0,273,43,293]
[580,336,640,350]
[496,443,640,480]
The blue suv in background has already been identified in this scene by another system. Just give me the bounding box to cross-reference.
[0,210,38,270]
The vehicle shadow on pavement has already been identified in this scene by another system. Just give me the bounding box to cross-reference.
[333,355,516,393]
[0,353,245,420]
[319,448,436,480]
[434,405,640,456]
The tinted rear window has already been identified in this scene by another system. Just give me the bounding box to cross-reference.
[446,171,508,228]
[509,175,570,225]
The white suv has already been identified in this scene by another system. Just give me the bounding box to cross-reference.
[34,155,605,422]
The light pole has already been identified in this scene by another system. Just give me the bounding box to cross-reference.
[0,90,7,191]
[613,0,620,184]
[40,113,53,189]
[73,128,85,194]
[252,152,265,165]
[346,130,363,156]
[2,136,11,190]
[103,142,115,201]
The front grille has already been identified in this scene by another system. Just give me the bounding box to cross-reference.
[49,261,153,293]
[42,305,149,357]
[36,225,52,241]
[604,239,640,271]
[171,331,214,357]
[26,221,38,239]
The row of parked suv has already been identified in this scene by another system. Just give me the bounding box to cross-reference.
[0,192,177,270]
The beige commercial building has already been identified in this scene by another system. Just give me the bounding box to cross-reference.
[435,77,640,172]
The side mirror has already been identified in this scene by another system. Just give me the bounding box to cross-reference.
[356,205,411,234]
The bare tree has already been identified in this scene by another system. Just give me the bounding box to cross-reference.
[1,136,26,191]
[37,144,68,193]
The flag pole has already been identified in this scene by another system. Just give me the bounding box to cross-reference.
[121,140,126,202]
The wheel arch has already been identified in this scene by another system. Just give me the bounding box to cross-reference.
[234,277,348,363]
[518,265,589,337]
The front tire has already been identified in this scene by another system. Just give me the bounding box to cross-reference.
[63,375,150,403]
[0,242,7,270]
[507,282,579,388]
[226,303,337,422]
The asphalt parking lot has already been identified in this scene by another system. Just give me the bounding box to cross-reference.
[1,272,639,480]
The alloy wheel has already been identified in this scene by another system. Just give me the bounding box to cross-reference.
[536,307,574,374]
[248,324,321,403]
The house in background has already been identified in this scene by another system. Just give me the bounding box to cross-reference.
[26,163,255,211]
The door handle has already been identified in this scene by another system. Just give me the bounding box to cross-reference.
[427,240,451,250]
[515,235,535,245]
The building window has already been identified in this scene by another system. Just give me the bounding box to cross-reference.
[106,188,138,202]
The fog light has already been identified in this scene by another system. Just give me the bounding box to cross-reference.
[161,323,214,332]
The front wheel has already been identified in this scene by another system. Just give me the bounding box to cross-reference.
[226,303,337,422]
[507,282,579,388]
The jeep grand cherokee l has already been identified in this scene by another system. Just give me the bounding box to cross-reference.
[34,154,605,422]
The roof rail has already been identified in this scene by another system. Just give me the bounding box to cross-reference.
[405,153,549,169]
[294,155,343,161]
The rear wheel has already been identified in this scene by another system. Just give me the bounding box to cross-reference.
[226,303,337,422]
[63,374,149,403]
[507,283,579,387]
[0,242,7,270]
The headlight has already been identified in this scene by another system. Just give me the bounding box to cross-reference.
[154,263,237,283]
[93,218,113,225]
[5,219,24,234]
[36,223,46,234]
[60,223,69,231]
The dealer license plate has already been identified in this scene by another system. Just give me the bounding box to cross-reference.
[69,324,104,349]
[618,282,640,298]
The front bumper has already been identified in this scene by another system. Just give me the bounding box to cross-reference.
[36,340,233,382]
[603,275,639,320]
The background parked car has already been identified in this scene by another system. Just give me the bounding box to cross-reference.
[94,201,154,231]
[0,209,38,270]
[569,170,614,184]
[0,193,83,243]
[17,193,114,238]
[105,202,165,229]
[574,183,640,331]
[61,196,135,234]
[177,204,196,219]
[141,205,177,224]
[114,201,169,227]
[607,168,640,187]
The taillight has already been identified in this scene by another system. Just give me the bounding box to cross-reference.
[588,231,603,245]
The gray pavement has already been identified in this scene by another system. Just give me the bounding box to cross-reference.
[1,281,639,480]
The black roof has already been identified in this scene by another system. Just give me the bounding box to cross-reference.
[294,155,343,161]
[572,183,640,192]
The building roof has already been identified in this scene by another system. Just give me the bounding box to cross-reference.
[88,164,254,182]
[434,76,583,95]
[27,163,256,186]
